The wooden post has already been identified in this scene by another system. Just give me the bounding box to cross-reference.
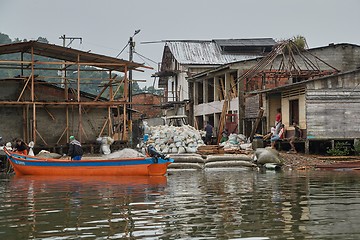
[123,65,128,141]
[108,70,113,136]
[123,102,127,140]
[117,106,121,140]
[66,104,69,143]
[22,106,26,141]
[31,47,36,143]
[33,103,36,143]
[77,54,82,142]
[108,106,112,136]
[249,108,264,142]
[79,104,82,142]
[31,47,35,102]
[305,139,310,154]
[77,55,81,102]
[238,69,245,134]
[217,96,229,144]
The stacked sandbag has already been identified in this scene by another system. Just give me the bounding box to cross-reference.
[219,133,248,150]
[253,148,283,165]
[205,154,256,168]
[167,153,204,169]
[146,125,205,154]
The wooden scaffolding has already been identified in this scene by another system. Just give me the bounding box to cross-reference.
[0,41,150,146]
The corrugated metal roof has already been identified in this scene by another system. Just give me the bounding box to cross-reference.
[166,40,263,65]
[214,38,276,47]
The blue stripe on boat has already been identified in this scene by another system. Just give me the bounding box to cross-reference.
[9,157,171,167]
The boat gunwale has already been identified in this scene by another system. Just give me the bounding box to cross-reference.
[3,148,169,164]
[3,148,173,176]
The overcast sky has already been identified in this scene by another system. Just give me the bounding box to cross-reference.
[1,0,360,87]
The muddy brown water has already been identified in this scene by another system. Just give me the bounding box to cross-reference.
[1,168,360,239]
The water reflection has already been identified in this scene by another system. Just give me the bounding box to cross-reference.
[1,169,360,239]
[0,175,167,239]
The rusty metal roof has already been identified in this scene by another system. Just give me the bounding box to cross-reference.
[0,41,148,72]
[165,38,275,65]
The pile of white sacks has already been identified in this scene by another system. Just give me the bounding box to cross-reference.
[144,124,206,154]
[219,133,253,151]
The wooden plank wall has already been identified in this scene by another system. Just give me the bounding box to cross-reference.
[245,94,260,118]
[306,70,360,139]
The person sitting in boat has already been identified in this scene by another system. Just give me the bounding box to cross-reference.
[13,138,28,155]
[67,136,83,160]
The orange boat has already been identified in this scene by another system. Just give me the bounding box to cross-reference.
[3,148,173,176]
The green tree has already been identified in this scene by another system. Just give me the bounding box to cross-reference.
[292,35,307,50]
[0,33,12,44]
[37,37,49,43]
[132,81,141,94]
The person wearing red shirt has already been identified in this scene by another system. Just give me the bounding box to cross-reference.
[271,124,285,149]
[275,108,282,134]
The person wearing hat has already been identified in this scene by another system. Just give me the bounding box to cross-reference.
[67,136,83,160]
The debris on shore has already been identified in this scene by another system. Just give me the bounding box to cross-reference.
[279,152,360,171]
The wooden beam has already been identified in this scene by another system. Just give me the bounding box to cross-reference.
[56,127,68,145]
[35,128,48,145]
[108,106,112,136]
[249,108,264,142]
[26,85,55,120]
[219,78,225,100]
[0,101,128,106]
[17,74,32,101]
[99,118,109,138]
[113,78,126,100]
[217,97,229,144]
[33,103,36,143]
[31,47,35,102]
[238,69,245,134]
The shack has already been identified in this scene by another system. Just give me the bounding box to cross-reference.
[257,68,360,153]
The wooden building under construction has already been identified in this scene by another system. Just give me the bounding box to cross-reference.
[0,41,148,150]
[188,42,360,152]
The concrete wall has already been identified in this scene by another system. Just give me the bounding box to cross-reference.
[267,94,281,130]
[0,107,23,142]
[280,89,306,133]
[0,80,20,100]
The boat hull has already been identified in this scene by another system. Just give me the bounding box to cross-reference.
[4,149,173,176]
[315,160,360,171]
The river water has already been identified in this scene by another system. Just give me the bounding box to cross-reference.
[1,168,360,239]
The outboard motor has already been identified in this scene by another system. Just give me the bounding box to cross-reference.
[147,145,166,163]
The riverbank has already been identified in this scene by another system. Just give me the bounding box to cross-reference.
[2,149,360,173]
[279,152,360,171]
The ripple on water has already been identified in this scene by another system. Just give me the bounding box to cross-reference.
[1,170,360,239]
